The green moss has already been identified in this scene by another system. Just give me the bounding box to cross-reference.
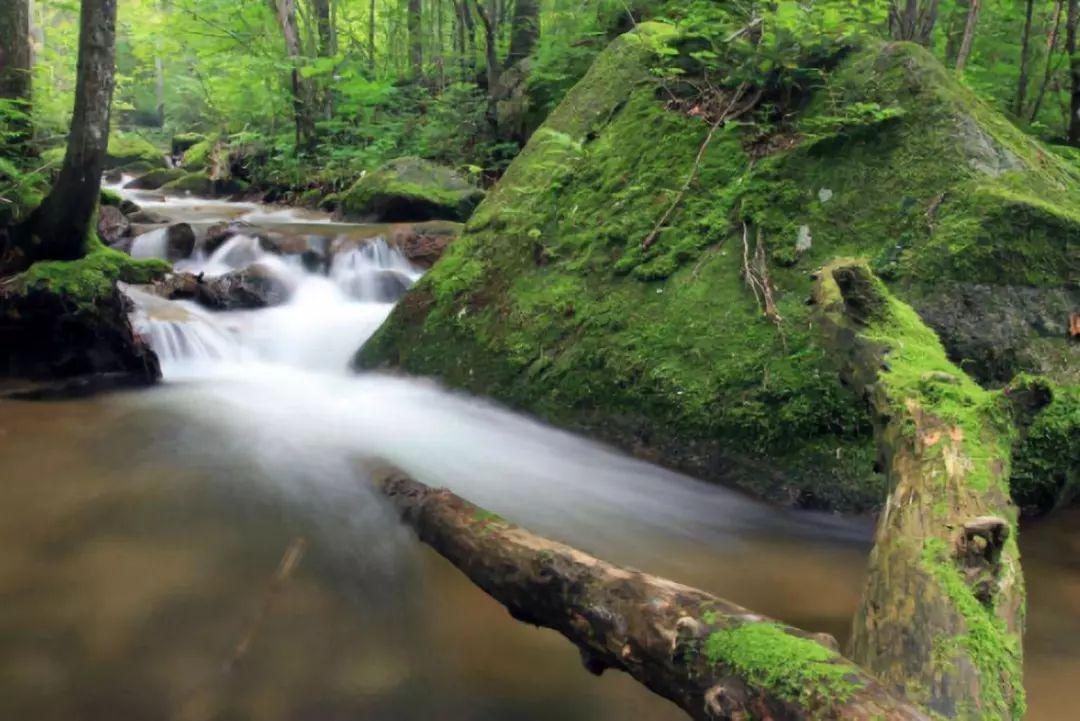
[17,235,169,310]
[181,133,222,171]
[99,188,122,207]
[160,171,247,196]
[703,623,864,705]
[921,538,1026,720]
[106,132,166,169]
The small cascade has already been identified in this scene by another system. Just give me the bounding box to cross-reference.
[125,286,246,368]
[130,228,169,259]
[331,238,422,303]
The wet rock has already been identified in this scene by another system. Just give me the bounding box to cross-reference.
[171,132,206,157]
[389,223,459,267]
[97,205,131,247]
[161,171,249,197]
[127,208,171,225]
[119,198,142,216]
[124,167,187,190]
[164,223,197,261]
[203,220,257,255]
[152,265,292,310]
[337,157,485,222]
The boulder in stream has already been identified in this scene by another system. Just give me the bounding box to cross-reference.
[151,265,292,310]
[337,157,485,223]
[97,205,132,247]
[124,167,187,191]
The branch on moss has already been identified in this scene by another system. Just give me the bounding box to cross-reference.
[375,470,930,721]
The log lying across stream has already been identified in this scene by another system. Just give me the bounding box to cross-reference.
[376,472,929,721]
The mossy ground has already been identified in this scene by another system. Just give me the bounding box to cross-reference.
[360,30,1077,510]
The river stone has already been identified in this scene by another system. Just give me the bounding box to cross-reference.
[203,220,257,255]
[152,265,292,310]
[97,205,131,247]
[124,167,187,191]
[127,208,171,225]
[165,223,197,261]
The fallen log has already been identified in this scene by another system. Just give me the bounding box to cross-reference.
[377,472,930,721]
[812,261,1025,720]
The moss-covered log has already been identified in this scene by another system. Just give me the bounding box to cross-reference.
[377,471,930,721]
[813,261,1025,720]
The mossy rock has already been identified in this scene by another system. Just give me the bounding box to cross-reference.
[106,132,167,170]
[338,157,486,222]
[125,167,187,190]
[0,236,168,382]
[171,132,206,156]
[359,29,1077,511]
[160,171,248,197]
[181,134,220,171]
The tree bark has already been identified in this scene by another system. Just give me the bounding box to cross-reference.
[890,0,940,46]
[1068,0,1080,144]
[1030,0,1065,122]
[472,0,499,91]
[368,0,377,72]
[813,261,1025,721]
[507,0,539,64]
[408,0,423,78]
[954,0,980,72]
[0,0,33,147]
[1015,0,1036,117]
[313,0,335,119]
[19,0,117,264]
[376,472,931,721]
[271,0,317,152]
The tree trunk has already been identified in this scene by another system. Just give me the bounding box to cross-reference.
[368,0,376,72]
[890,0,940,46]
[813,261,1025,721]
[507,0,539,64]
[1015,0,1036,118]
[473,0,499,91]
[271,0,316,152]
[1068,0,1080,144]
[1030,0,1065,123]
[455,0,477,81]
[376,472,931,721]
[954,0,980,71]
[0,0,33,147]
[408,0,422,78]
[19,0,117,264]
[313,0,335,119]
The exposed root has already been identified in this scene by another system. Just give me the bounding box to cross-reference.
[741,223,784,345]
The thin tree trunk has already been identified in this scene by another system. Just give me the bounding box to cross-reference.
[507,0,539,64]
[0,0,33,148]
[455,0,477,80]
[814,262,1025,721]
[270,0,316,152]
[473,0,499,91]
[1030,0,1065,122]
[1015,0,1036,117]
[408,0,422,78]
[313,0,335,119]
[19,0,117,265]
[377,472,931,721]
[954,0,980,71]
[1068,0,1080,144]
[368,0,376,72]
[890,0,940,46]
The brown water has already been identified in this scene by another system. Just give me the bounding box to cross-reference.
[1,395,1077,721]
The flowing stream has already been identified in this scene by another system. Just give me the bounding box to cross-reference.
[0,184,1077,720]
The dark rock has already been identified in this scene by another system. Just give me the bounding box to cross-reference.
[124,167,187,190]
[164,223,197,261]
[389,223,458,267]
[161,171,249,197]
[119,198,142,216]
[0,282,160,385]
[97,205,131,247]
[152,265,292,310]
[203,220,257,255]
[914,283,1080,386]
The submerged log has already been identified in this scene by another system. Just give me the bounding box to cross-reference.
[377,472,929,721]
[813,261,1024,720]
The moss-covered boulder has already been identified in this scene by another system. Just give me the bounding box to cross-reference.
[125,167,187,190]
[0,238,168,387]
[171,132,206,157]
[338,157,485,222]
[358,26,1077,512]
[105,132,167,170]
[160,171,248,197]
